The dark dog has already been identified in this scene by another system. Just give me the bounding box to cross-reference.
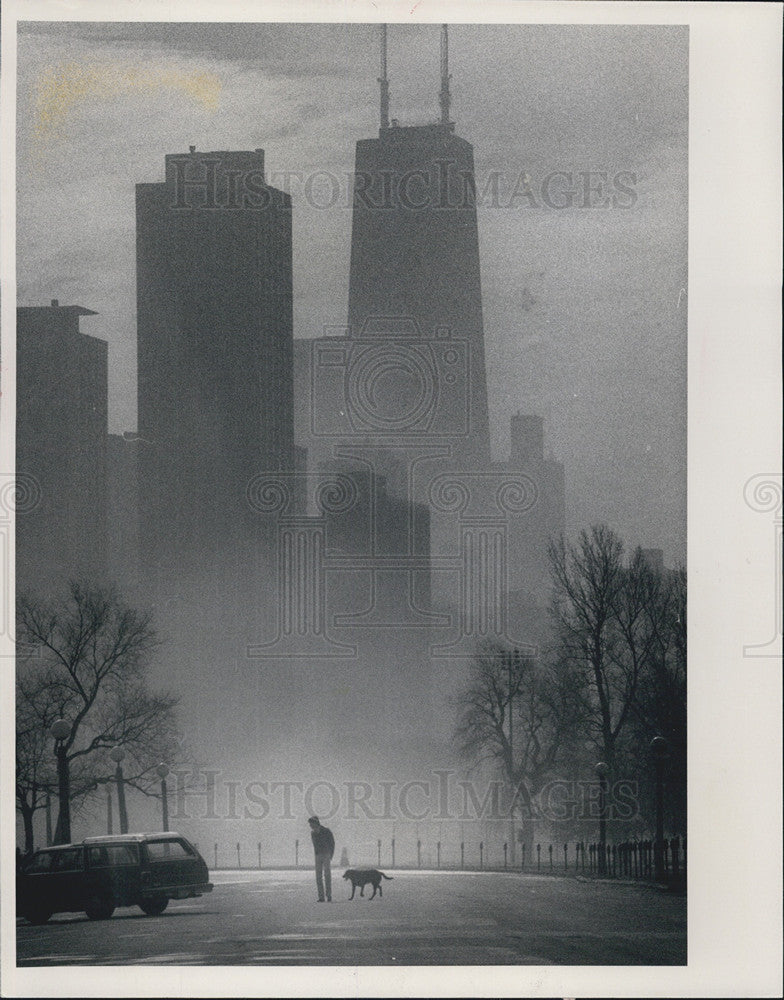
[342,868,393,899]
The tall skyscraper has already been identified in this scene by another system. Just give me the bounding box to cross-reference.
[346,24,491,470]
[16,301,107,597]
[136,148,294,592]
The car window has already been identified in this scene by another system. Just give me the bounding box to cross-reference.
[50,848,83,872]
[24,851,54,873]
[145,839,194,861]
[88,844,139,867]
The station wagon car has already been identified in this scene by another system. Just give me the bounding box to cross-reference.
[17,832,212,924]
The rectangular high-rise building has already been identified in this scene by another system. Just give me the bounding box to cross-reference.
[136,148,294,589]
[16,301,107,597]
[331,28,493,635]
[346,26,491,472]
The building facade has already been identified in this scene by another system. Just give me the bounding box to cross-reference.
[346,124,491,475]
[136,148,294,595]
[16,301,107,598]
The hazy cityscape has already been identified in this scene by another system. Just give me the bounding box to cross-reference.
[14,20,688,967]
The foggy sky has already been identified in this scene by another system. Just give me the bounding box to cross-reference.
[16,21,687,564]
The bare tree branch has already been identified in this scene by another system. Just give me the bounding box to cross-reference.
[16,581,182,851]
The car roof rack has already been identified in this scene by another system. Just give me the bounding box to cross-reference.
[82,832,181,844]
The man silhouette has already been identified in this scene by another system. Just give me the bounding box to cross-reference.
[308,815,335,902]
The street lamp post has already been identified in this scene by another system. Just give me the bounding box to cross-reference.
[595,762,609,876]
[507,650,515,867]
[96,777,113,834]
[45,791,53,846]
[156,763,170,831]
[110,746,129,833]
[651,736,669,881]
[50,719,71,844]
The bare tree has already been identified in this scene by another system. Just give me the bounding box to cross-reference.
[628,564,687,831]
[455,642,526,779]
[549,526,687,835]
[16,581,182,850]
[548,524,626,766]
[606,547,669,743]
[454,639,582,861]
[15,691,56,856]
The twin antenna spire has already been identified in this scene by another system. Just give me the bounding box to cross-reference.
[439,23,452,126]
[378,24,390,129]
[378,23,452,130]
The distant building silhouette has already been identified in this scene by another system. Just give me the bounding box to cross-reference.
[135,147,294,594]
[106,431,142,593]
[318,458,432,617]
[505,413,565,600]
[501,414,566,648]
[16,301,107,596]
[640,547,665,573]
[292,338,313,457]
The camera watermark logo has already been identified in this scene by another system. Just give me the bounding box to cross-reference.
[743,473,783,657]
[311,318,470,439]
[245,471,359,659]
[426,469,539,656]
[1,473,42,655]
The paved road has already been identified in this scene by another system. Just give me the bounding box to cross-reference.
[16,869,686,966]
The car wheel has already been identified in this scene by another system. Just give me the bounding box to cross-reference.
[24,906,52,925]
[139,896,169,916]
[84,894,115,920]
